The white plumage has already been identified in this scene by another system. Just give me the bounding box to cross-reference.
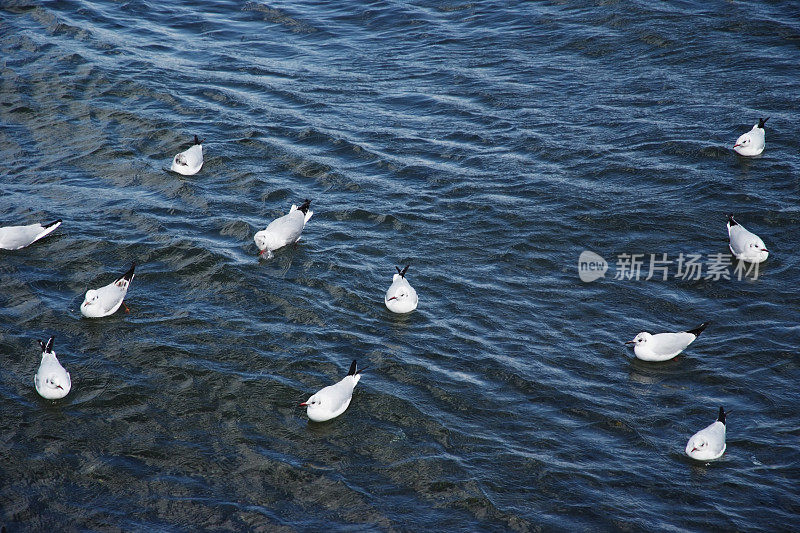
[81,263,135,318]
[625,322,709,362]
[733,118,767,157]
[300,360,362,422]
[171,135,204,175]
[384,265,418,314]
[254,200,313,259]
[685,407,727,461]
[0,219,61,250]
[727,214,769,263]
[34,337,71,400]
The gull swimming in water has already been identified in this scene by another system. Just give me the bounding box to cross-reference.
[727,214,769,264]
[81,263,136,318]
[170,135,204,175]
[685,406,726,461]
[254,199,313,259]
[300,360,363,422]
[625,322,709,362]
[384,265,418,314]
[34,336,71,400]
[0,219,62,250]
[733,118,768,156]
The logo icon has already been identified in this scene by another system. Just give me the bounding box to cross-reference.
[578,251,608,282]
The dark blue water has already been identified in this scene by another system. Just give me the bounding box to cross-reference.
[2,1,799,530]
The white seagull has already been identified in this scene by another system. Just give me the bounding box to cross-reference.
[685,406,727,461]
[727,214,769,263]
[625,322,709,362]
[385,265,418,314]
[733,118,768,156]
[0,219,61,250]
[300,360,363,422]
[170,135,204,175]
[34,336,71,400]
[254,199,313,259]
[81,263,136,318]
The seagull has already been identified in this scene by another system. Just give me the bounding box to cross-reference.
[727,214,769,263]
[254,199,313,259]
[0,219,62,250]
[34,336,71,400]
[625,322,709,362]
[685,406,727,461]
[733,118,768,156]
[170,135,204,175]
[300,360,363,422]
[80,263,135,318]
[384,265,418,314]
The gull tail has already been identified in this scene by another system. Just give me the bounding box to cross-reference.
[193,135,205,145]
[38,336,54,354]
[757,117,769,129]
[347,360,365,376]
[33,219,62,244]
[396,264,410,278]
[293,199,313,224]
[717,406,726,425]
[726,214,738,227]
[118,263,136,283]
[685,321,710,337]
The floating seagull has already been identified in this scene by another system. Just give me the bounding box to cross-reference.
[34,336,71,400]
[170,135,204,175]
[625,322,709,362]
[300,360,363,422]
[254,199,313,259]
[0,219,62,250]
[81,263,136,318]
[384,265,418,314]
[733,118,768,156]
[727,214,769,263]
[685,406,726,461]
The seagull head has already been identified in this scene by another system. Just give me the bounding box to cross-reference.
[299,394,322,411]
[625,332,650,346]
[46,374,66,390]
[386,287,409,303]
[41,372,70,399]
[386,290,401,302]
[82,289,99,307]
[254,233,266,251]
[746,239,769,261]
[686,436,707,455]
[733,132,750,149]
[254,230,280,256]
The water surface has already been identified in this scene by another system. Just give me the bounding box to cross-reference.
[1,1,799,530]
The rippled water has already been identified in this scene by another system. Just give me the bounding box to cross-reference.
[2,0,799,530]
